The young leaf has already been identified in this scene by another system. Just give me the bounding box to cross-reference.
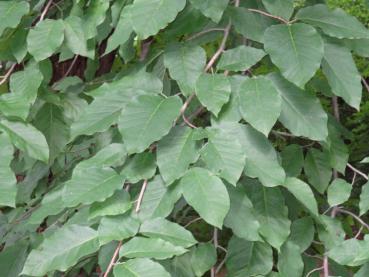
[327,178,352,207]
[189,0,229,23]
[0,133,16,207]
[114,258,170,277]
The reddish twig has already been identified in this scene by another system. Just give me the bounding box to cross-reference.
[135,179,148,213]
[102,241,122,277]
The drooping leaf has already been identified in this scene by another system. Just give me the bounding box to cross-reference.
[0,119,49,163]
[0,241,28,277]
[114,258,170,277]
[327,178,352,207]
[281,144,304,177]
[0,1,29,36]
[190,243,217,277]
[179,167,230,228]
[122,152,157,183]
[268,73,328,141]
[239,76,281,135]
[164,43,206,96]
[277,241,304,277]
[64,16,93,58]
[296,4,369,39]
[189,0,229,23]
[262,0,294,20]
[322,41,362,110]
[0,133,16,207]
[289,217,315,253]
[157,126,200,185]
[22,225,99,276]
[27,19,65,61]
[118,95,182,154]
[140,218,197,247]
[195,73,231,117]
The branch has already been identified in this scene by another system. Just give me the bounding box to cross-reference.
[336,208,369,232]
[362,77,369,94]
[347,163,368,181]
[62,55,79,79]
[0,64,16,86]
[210,228,218,277]
[135,179,148,213]
[102,241,122,277]
[39,0,54,22]
[306,266,324,277]
[247,9,289,24]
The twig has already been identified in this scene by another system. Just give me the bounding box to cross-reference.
[306,266,324,277]
[0,64,16,86]
[347,163,368,180]
[247,9,289,24]
[182,114,197,128]
[336,208,369,232]
[184,217,202,228]
[354,225,363,239]
[351,172,357,185]
[62,55,78,78]
[362,77,369,94]
[39,0,53,22]
[210,228,218,277]
[102,241,122,277]
[135,179,148,213]
[186,28,225,41]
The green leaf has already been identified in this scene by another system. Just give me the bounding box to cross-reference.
[262,0,294,20]
[201,128,245,185]
[119,95,182,154]
[289,217,315,253]
[0,1,29,36]
[0,241,28,277]
[22,225,99,276]
[296,4,369,39]
[83,0,109,39]
[268,73,328,141]
[189,0,229,23]
[164,43,206,96]
[264,23,324,88]
[64,16,93,58]
[277,241,304,277]
[0,64,43,120]
[122,152,156,183]
[190,243,217,277]
[119,237,187,260]
[239,76,281,136]
[195,73,231,117]
[157,126,200,185]
[226,236,273,276]
[360,181,369,216]
[114,258,170,277]
[89,190,132,220]
[0,119,49,163]
[246,183,291,250]
[361,157,369,163]
[217,45,266,72]
[0,133,16,207]
[224,184,261,241]
[283,177,319,217]
[27,19,65,61]
[140,218,197,247]
[126,0,186,39]
[356,263,369,277]
[71,72,163,139]
[322,41,362,110]
[98,214,140,245]
[179,167,230,228]
[281,144,304,177]
[327,178,352,207]
[304,148,332,194]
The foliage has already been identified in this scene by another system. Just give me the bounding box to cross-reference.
[1,0,369,276]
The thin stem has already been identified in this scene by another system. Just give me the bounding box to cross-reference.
[135,179,148,213]
[186,28,225,41]
[347,163,368,180]
[182,113,197,128]
[306,266,324,277]
[247,9,289,24]
[39,0,53,22]
[184,217,202,228]
[62,55,78,78]
[102,241,122,277]
[0,64,16,86]
[210,228,219,277]
[354,225,364,239]
[336,208,369,232]
[362,77,369,94]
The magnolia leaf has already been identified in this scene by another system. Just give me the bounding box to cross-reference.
[289,217,315,253]
[0,1,29,36]
[264,23,323,88]
[22,225,99,276]
[27,19,65,61]
[122,152,156,183]
[114,258,170,277]
[262,0,294,20]
[281,144,304,177]
[277,241,304,277]
[189,0,229,23]
[0,133,16,207]
[180,167,230,228]
[119,95,182,154]
[83,0,109,39]
[191,243,217,276]
[327,178,352,207]
[64,16,93,58]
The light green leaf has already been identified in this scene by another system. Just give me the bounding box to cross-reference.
[191,243,217,277]
[140,218,197,247]
[114,258,170,277]
[296,4,369,39]
[289,217,315,253]
[355,263,369,277]
[83,0,109,39]
[239,76,281,136]
[304,148,332,194]
[157,126,200,185]
[246,183,291,250]
[0,119,49,163]
[224,184,261,241]
[0,1,29,36]
[98,214,140,245]
[180,167,230,228]
[105,9,132,54]
[0,133,16,207]
[119,95,182,154]
[22,225,99,276]
[71,72,163,139]
[360,181,369,216]
[268,73,328,141]
[0,241,28,277]
[281,144,304,177]
[89,190,132,220]
[262,0,294,20]
[361,157,369,163]
[277,241,304,277]
[189,0,229,23]
[27,19,65,61]
[127,0,186,39]
[196,73,231,117]
[217,45,266,72]
[122,152,157,183]
[322,41,362,110]
[226,236,273,276]
[201,128,245,185]
[283,177,319,217]
[119,237,187,260]
[64,16,93,58]
[264,23,324,88]
[0,64,43,120]
[328,178,352,207]
[164,43,206,96]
